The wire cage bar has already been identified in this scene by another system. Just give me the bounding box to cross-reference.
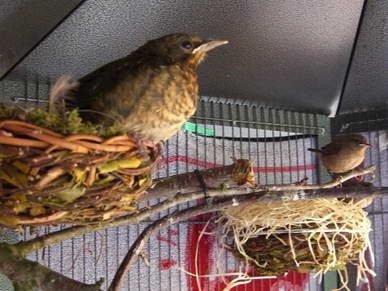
[332,111,388,291]
[0,78,386,290]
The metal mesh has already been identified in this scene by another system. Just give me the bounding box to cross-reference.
[19,107,322,290]
[3,78,387,290]
[0,220,19,290]
[333,111,388,291]
[0,273,14,291]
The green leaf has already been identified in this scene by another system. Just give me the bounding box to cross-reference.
[56,188,85,204]
[0,167,27,187]
[0,215,20,226]
[98,158,142,174]
[70,168,86,186]
[30,206,46,216]
[12,160,31,174]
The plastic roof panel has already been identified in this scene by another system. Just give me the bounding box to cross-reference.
[2,0,365,115]
[0,0,83,78]
[339,0,388,113]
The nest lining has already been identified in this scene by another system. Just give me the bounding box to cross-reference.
[0,106,160,227]
[220,198,375,290]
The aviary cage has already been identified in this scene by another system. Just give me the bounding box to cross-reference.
[0,77,386,291]
[1,1,388,290]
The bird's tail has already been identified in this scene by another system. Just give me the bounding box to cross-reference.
[307,148,322,153]
[49,75,79,113]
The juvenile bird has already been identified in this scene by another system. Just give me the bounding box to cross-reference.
[62,33,228,144]
[308,134,371,174]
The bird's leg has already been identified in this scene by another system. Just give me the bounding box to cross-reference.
[330,173,343,188]
[205,196,214,206]
[331,168,374,188]
[131,133,156,159]
[294,177,309,186]
[341,166,375,188]
[137,139,152,155]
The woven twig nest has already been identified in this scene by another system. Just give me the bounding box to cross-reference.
[0,107,160,227]
[221,198,375,288]
[229,227,366,276]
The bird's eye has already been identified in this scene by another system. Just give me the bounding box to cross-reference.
[181,41,193,49]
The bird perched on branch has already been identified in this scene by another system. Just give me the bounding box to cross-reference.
[51,33,228,145]
[308,134,371,174]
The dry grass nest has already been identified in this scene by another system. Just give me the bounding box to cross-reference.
[0,105,161,227]
[220,198,375,290]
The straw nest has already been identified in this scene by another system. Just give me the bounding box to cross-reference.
[0,106,160,227]
[220,197,375,289]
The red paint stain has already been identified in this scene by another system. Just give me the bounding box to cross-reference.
[157,236,177,246]
[178,154,316,290]
[185,213,215,291]
[169,229,178,236]
[207,270,307,291]
[184,206,310,291]
[158,155,316,173]
[160,259,177,270]
[360,248,374,291]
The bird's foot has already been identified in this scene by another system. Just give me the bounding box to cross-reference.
[205,197,214,206]
[332,176,343,188]
[337,169,374,188]
[138,139,155,152]
[131,134,156,159]
[137,141,150,160]
[329,173,344,188]
[294,177,309,186]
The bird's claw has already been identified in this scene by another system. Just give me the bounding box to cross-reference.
[205,197,214,206]
[131,135,156,160]
[333,176,343,188]
[294,177,309,186]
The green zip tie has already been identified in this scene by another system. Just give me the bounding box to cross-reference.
[184,122,215,136]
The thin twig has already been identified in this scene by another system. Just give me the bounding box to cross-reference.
[0,136,48,148]
[0,120,62,137]
[0,243,102,291]
[74,140,132,152]
[141,165,376,202]
[85,165,97,186]
[9,211,68,225]
[35,166,66,189]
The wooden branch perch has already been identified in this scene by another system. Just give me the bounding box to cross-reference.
[143,165,377,202]
[2,163,384,290]
[141,158,255,201]
[140,164,236,201]
[10,165,380,257]
[0,243,102,291]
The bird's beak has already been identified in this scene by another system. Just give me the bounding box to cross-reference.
[193,40,229,54]
[360,143,372,147]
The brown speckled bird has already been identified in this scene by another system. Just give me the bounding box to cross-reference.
[308,134,371,174]
[65,33,228,144]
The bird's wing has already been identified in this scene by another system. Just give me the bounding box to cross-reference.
[307,148,322,154]
[72,55,140,111]
[320,142,342,155]
[69,52,173,127]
